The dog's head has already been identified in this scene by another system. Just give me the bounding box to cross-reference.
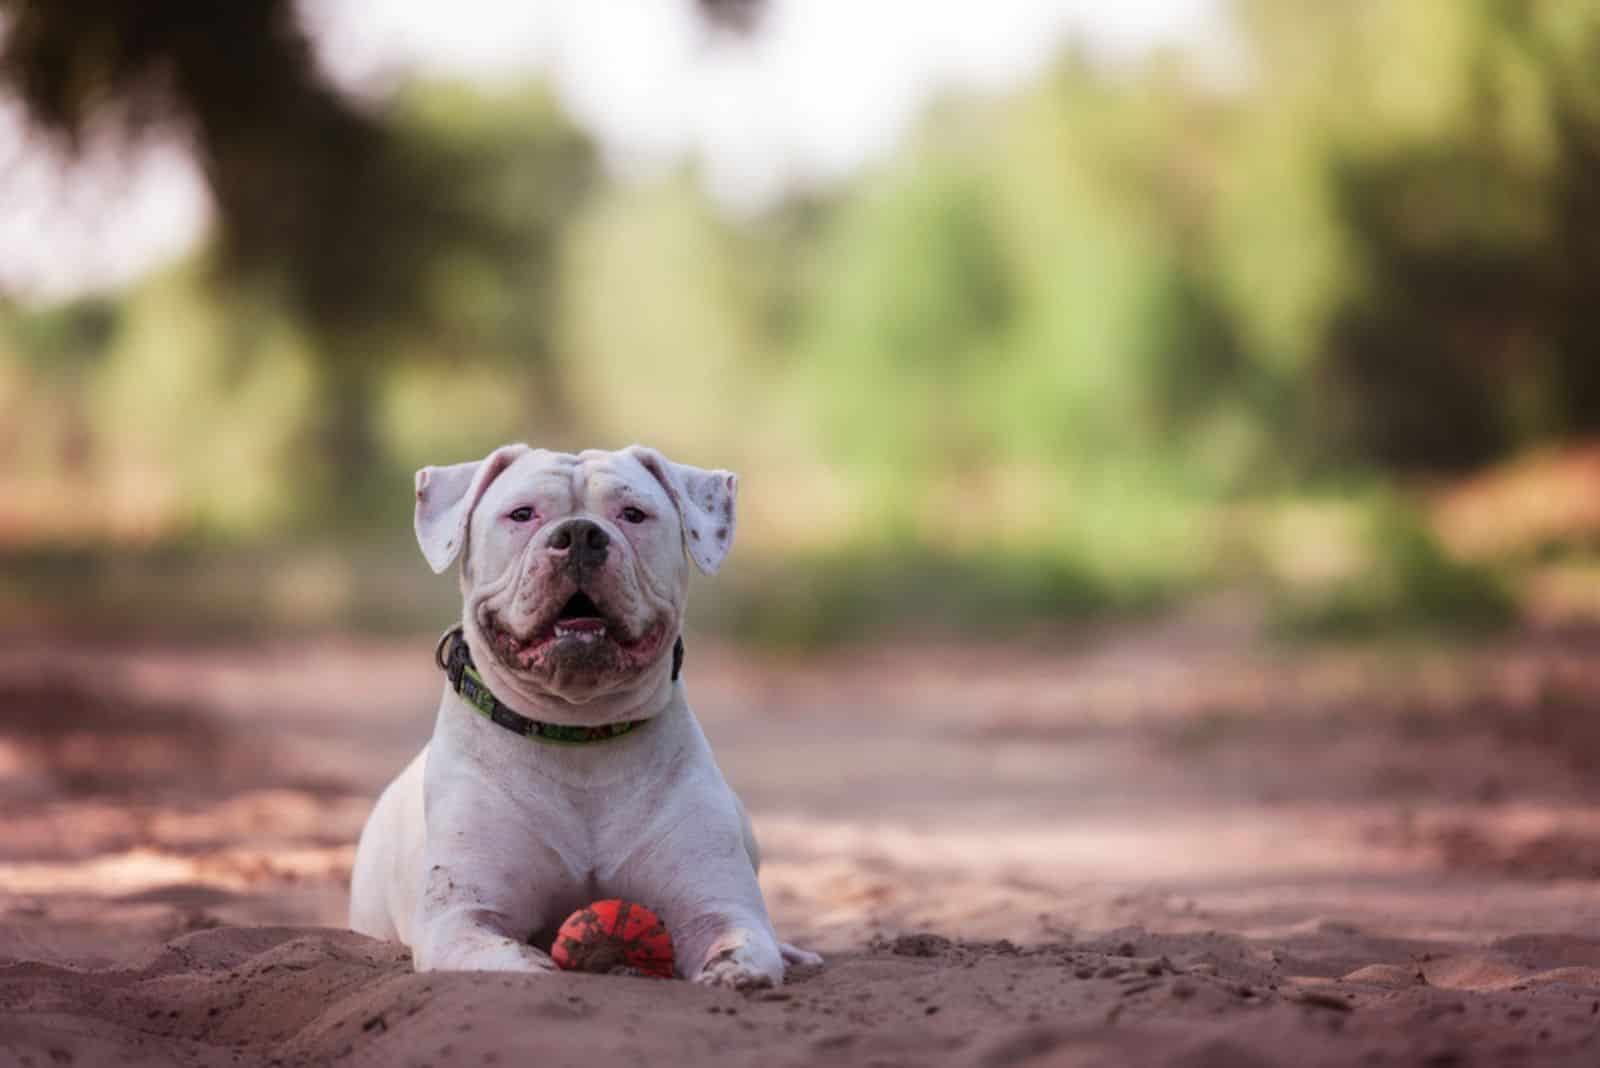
[415,444,736,711]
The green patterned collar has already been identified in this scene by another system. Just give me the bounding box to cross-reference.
[436,627,679,745]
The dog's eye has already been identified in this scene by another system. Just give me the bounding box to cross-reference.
[507,507,535,523]
[620,506,648,524]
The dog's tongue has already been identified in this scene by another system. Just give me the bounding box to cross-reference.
[557,617,606,633]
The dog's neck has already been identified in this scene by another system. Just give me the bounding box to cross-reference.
[432,617,694,788]
[432,670,694,790]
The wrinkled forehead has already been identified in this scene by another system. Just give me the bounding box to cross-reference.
[476,448,671,514]
[574,449,672,509]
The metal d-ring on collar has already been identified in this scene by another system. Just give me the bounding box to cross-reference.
[433,625,683,745]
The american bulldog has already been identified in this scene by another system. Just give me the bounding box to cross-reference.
[349,443,819,987]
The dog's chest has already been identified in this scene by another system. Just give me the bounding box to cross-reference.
[488,761,692,884]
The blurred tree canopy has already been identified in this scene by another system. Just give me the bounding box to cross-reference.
[1,0,592,511]
[1234,0,1600,472]
[3,0,1600,593]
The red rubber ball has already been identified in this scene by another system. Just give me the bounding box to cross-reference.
[551,899,675,979]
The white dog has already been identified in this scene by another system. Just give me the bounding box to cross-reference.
[349,444,819,987]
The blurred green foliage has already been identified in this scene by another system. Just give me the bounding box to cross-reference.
[6,0,1600,639]
[1268,493,1516,639]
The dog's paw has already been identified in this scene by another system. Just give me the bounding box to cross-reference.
[780,942,823,969]
[695,946,778,991]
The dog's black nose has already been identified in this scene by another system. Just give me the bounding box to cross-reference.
[548,519,609,569]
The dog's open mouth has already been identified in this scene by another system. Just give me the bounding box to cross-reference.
[479,588,670,678]
[553,591,608,643]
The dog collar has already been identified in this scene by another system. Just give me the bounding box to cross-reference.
[435,627,682,745]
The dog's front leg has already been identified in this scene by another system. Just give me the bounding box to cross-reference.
[411,855,556,972]
[410,792,564,974]
[635,798,790,988]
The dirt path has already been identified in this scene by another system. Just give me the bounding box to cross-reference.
[5,615,1600,1065]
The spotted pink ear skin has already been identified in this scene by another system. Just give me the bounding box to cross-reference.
[625,446,738,576]
[674,465,737,576]
[705,473,736,555]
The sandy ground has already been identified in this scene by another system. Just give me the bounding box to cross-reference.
[6,608,1600,1065]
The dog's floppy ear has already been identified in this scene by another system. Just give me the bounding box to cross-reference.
[414,444,529,574]
[626,445,738,575]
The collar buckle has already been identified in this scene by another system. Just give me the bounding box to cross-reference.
[435,625,468,690]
